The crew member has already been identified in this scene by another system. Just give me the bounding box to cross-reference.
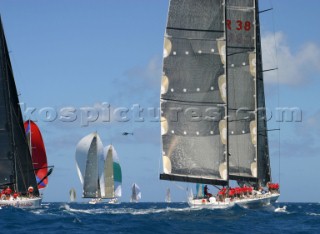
[13,192,19,200]
[28,186,34,198]
[5,186,12,199]
[204,185,212,197]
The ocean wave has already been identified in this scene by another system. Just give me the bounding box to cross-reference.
[306,212,320,216]
[63,204,192,216]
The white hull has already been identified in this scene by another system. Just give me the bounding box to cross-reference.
[188,192,279,209]
[88,198,121,204]
[188,197,234,209]
[0,197,42,208]
[235,193,280,209]
[108,198,119,204]
[89,198,102,204]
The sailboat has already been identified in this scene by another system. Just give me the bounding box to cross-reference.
[75,132,104,204]
[103,145,122,204]
[165,188,171,203]
[130,183,141,203]
[0,18,42,208]
[75,133,122,204]
[69,188,76,202]
[160,0,280,209]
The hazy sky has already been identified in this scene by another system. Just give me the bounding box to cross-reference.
[0,0,319,203]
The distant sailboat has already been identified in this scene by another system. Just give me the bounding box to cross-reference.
[130,183,141,203]
[0,18,45,208]
[75,133,122,204]
[165,188,171,203]
[159,0,280,208]
[69,188,76,202]
[75,132,104,204]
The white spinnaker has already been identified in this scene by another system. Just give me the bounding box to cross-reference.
[75,133,96,185]
[115,185,122,197]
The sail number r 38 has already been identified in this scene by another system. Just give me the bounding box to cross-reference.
[226,20,251,31]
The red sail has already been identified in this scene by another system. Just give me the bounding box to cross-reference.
[24,120,48,189]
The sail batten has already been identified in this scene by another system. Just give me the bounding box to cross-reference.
[167,27,224,33]
[160,174,228,186]
[229,175,258,182]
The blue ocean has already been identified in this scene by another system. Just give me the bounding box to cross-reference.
[0,202,319,233]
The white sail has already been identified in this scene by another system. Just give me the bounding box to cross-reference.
[69,188,76,202]
[75,132,104,198]
[111,146,122,198]
[165,188,171,203]
[196,184,204,198]
[130,183,141,202]
[102,145,122,199]
[103,145,114,198]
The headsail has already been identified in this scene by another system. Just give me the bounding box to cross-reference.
[75,132,104,198]
[226,0,257,183]
[160,0,228,186]
[196,184,205,198]
[225,0,270,186]
[255,0,271,186]
[103,145,122,199]
[0,18,39,196]
[24,120,49,189]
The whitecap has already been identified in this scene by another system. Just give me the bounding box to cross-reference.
[274,206,287,213]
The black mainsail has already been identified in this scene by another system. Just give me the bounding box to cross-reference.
[160,0,271,188]
[160,0,228,186]
[0,17,39,196]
